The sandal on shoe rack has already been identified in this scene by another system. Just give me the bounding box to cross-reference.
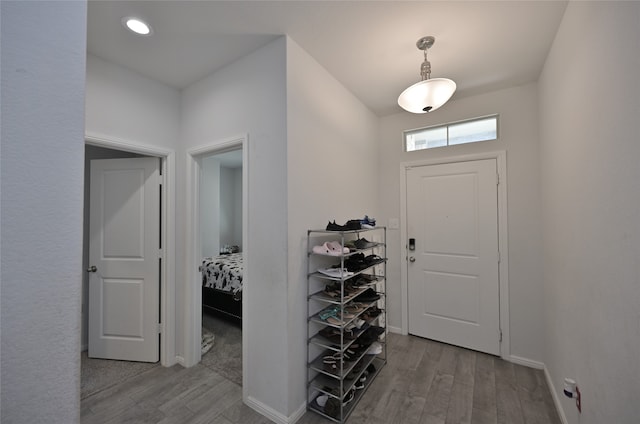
[323,355,341,373]
[324,282,358,299]
[351,274,378,287]
[362,306,383,321]
[322,351,355,372]
[319,326,357,342]
[344,302,366,314]
[319,305,355,318]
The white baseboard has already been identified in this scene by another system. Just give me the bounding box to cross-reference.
[287,402,307,423]
[175,355,186,367]
[387,325,403,334]
[544,366,569,424]
[509,356,568,424]
[508,354,544,369]
[245,396,305,424]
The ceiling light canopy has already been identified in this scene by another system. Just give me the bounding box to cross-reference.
[398,36,456,114]
[123,17,152,36]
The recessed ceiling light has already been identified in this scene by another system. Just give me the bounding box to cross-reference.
[123,17,152,36]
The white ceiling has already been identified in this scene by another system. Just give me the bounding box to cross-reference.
[87,0,568,117]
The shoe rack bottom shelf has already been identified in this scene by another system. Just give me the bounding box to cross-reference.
[307,357,385,423]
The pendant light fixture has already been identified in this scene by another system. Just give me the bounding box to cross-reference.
[398,36,456,113]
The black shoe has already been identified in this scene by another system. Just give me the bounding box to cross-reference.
[344,253,366,272]
[354,238,376,249]
[344,219,362,230]
[363,254,384,266]
[326,220,346,231]
[355,288,380,302]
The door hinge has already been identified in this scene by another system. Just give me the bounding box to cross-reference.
[157,323,162,334]
[499,329,503,342]
[496,172,500,185]
[497,250,501,263]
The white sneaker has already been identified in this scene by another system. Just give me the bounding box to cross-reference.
[317,267,354,278]
[367,342,382,355]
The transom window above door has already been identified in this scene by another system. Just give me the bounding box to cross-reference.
[404,115,498,152]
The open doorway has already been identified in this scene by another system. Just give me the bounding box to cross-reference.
[81,140,175,399]
[81,145,159,398]
[185,134,248,395]
[198,148,243,385]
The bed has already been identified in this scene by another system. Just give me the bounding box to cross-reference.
[200,253,243,323]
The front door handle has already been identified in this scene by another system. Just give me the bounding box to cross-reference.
[87,265,97,273]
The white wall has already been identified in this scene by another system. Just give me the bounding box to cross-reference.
[220,165,241,248]
[180,37,289,416]
[200,158,242,257]
[378,83,544,362]
[539,2,640,422]
[233,167,243,248]
[200,156,221,257]
[285,36,380,415]
[85,54,181,149]
[0,1,86,422]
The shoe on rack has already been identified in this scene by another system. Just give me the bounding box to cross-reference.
[317,267,354,278]
[363,254,385,266]
[360,215,376,228]
[327,240,349,254]
[367,342,383,355]
[312,242,343,256]
[354,288,380,302]
[353,238,376,249]
[344,317,366,330]
[362,306,383,321]
[343,240,357,250]
[326,220,346,231]
[315,394,328,408]
[344,253,366,272]
[358,325,385,345]
[344,219,362,230]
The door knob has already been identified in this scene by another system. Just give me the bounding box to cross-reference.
[409,256,416,262]
[87,265,97,273]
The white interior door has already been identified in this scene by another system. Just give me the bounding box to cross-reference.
[407,159,500,355]
[88,157,160,362]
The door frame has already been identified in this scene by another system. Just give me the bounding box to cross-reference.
[184,134,248,394]
[400,150,510,359]
[85,133,176,366]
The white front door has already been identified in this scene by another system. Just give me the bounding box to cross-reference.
[88,157,160,362]
[407,159,500,355]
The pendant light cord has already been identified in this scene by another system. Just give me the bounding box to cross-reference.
[420,49,431,81]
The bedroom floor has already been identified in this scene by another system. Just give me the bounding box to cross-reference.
[81,329,561,424]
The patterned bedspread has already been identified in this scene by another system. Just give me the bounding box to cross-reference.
[201,253,243,295]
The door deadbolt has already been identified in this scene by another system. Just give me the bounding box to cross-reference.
[87,265,97,273]
[409,256,416,262]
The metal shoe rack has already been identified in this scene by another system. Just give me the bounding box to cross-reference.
[306,227,387,423]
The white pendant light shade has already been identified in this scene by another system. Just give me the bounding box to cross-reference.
[398,36,456,113]
[397,77,456,114]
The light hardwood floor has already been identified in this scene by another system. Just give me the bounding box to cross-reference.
[81,332,561,424]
